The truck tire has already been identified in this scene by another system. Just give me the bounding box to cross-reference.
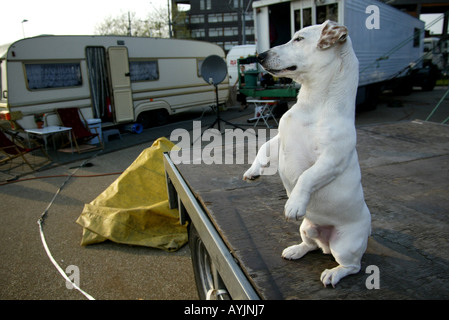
[189,224,230,300]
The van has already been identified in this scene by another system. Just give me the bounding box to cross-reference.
[226,44,256,87]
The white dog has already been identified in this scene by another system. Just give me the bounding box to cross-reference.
[243,21,371,287]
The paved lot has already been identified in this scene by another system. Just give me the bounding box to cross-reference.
[0,86,448,300]
[0,141,198,299]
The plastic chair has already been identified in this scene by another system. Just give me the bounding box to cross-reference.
[0,129,50,171]
[56,108,104,153]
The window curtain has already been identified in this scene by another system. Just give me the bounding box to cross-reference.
[129,61,159,82]
[25,63,81,89]
[86,47,110,119]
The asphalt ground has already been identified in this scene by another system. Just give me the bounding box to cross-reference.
[0,86,448,300]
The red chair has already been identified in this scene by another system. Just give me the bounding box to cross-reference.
[56,108,104,153]
[0,129,50,171]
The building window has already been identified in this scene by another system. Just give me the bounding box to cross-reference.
[191,29,206,38]
[209,28,224,37]
[200,0,211,11]
[25,63,82,90]
[246,26,254,35]
[190,15,205,24]
[224,26,239,36]
[223,13,238,22]
[208,13,223,23]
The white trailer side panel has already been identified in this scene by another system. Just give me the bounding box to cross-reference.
[252,0,425,87]
[345,0,425,86]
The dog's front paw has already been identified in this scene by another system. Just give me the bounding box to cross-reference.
[282,244,309,260]
[284,198,307,220]
[243,166,261,181]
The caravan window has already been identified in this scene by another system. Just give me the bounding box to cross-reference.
[129,60,159,82]
[25,63,82,90]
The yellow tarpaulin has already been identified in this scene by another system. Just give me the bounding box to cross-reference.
[76,137,187,252]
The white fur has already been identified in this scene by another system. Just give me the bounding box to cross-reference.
[243,21,371,287]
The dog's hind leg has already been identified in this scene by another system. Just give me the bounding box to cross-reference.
[243,134,279,180]
[282,218,319,260]
[320,218,370,287]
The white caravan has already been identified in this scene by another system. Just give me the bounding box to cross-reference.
[0,36,229,130]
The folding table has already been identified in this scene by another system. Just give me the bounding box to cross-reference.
[247,99,279,128]
[25,126,73,153]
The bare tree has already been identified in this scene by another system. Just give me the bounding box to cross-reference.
[95,8,169,38]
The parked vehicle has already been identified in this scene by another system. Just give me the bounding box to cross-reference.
[0,36,228,130]
[247,0,436,109]
[424,37,449,73]
[226,44,256,87]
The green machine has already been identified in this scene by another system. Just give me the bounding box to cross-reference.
[237,56,299,99]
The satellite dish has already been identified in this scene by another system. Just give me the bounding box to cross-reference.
[194,54,242,139]
[201,55,227,85]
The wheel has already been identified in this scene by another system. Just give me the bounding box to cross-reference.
[154,109,169,126]
[136,109,169,128]
[189,224,230,300]
[421,77,436,91]
[136,111,152,129]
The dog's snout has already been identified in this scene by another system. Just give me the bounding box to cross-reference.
[257,51,269,64]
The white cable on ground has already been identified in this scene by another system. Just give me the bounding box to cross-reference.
[38,219,95,300]
[37,154,102,300]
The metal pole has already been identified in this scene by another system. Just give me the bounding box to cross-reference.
[168,0,173,38]
[21,19,28,38]
[426,86,449,122]
[128,11,132,36]
[241,0,246,44]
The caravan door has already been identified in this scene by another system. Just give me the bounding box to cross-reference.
[108,47,134,123]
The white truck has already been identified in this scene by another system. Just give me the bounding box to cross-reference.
[226,44,257,87]
[0,36,229,130]
[424,37,449,73]
[248,0,435,108]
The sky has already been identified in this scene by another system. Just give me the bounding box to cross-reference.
[2,1,444,45]
[1,0,170,44]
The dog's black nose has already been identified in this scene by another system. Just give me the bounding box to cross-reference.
[257,51,269,64]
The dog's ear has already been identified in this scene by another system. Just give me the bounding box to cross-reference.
[317,20,348,50]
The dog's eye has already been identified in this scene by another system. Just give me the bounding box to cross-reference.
[294,36,304,42]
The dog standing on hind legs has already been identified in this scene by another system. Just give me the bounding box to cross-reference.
[243,20,371,287]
